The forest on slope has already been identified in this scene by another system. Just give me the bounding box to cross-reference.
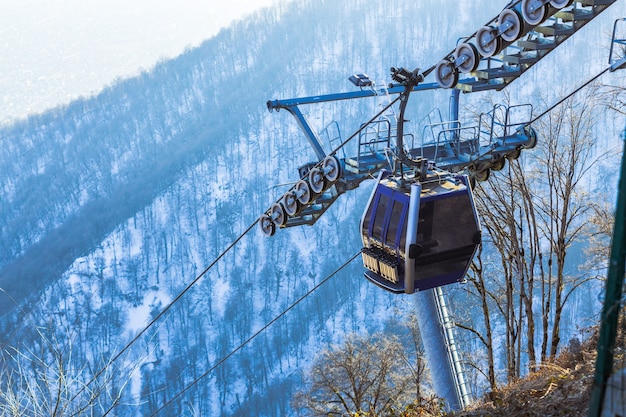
[0,0,624,415]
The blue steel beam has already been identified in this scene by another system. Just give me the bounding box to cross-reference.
[280,105,327,161]
[266,82,440,111]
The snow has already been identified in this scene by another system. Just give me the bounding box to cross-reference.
[125,289,171,333]
[213,277,231,317]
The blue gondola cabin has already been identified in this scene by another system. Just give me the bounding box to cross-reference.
[360,170,481,293]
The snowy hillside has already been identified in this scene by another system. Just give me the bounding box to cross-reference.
[0,0,624,415]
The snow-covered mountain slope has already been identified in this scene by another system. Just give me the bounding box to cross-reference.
[0,0,624,415]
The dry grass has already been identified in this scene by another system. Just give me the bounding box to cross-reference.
[452,333,599,417]
[402,309,626,417]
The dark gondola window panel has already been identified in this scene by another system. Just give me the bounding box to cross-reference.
[371,193,390,243]
[413,191,479,282]
[385,199,407,249]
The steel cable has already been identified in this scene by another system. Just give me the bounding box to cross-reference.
[529,66,612,125]
[65,218,260,410]
[149,251,361,416]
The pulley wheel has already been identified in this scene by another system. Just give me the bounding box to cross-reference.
[308,167,326,194]
[521,0,549,26]
[435,59,459,89]
[490,156,506,171]
[455,43,480,73]
[473,168,491,182]
[282,191,301,217]
[498,9,524,43]
[322,155,342,182]
[270,202,287,227]
[550,0,574,8]
[522,125,538,149]
[260,214,276,237]
[295,179,312,205]
[506,148,522,160]
[475,26,502,57]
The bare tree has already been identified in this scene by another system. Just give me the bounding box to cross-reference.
[403,313,428,401]
[0,327,135,417]
[533,94,607,359]
[584,201,616,278]
[598,81,626,116]
[293,332,429,417]
[458,246,498,390]
[456,91,544,383]
[458,91,610,389]
[469,156,543,381]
